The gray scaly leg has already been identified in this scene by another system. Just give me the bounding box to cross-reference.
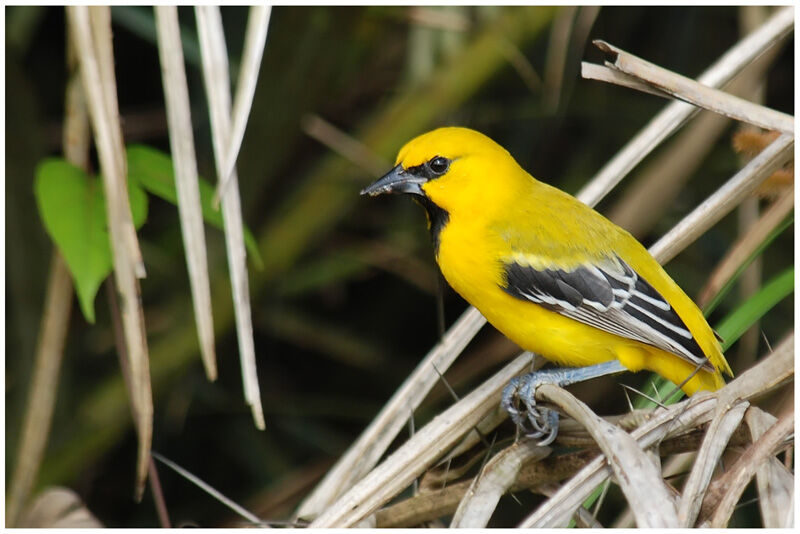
[501,360,627,445]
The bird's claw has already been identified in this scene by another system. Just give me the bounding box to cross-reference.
[501,373,560,446]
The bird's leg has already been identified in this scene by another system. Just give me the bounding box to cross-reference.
[501,360,627,445]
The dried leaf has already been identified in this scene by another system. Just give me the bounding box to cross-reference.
[17,487,102,528]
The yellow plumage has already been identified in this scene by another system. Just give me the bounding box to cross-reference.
[368,127,732,396]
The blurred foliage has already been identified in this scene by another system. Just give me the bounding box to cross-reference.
[5,5,793,527]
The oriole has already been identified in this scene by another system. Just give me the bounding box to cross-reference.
[362,127,732,413]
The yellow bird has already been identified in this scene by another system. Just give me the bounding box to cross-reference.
[362,127,732,439]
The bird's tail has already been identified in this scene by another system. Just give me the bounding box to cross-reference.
[681,366,726,396]
[617,344,727,396]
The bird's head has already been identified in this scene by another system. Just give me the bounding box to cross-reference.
[361,127,525,217]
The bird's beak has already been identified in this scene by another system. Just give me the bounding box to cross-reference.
[360,163,426,197]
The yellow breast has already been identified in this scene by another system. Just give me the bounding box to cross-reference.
[435,211,724,394]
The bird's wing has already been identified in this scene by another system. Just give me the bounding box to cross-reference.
[500,254,714,372]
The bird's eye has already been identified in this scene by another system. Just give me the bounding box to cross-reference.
[428,156,450,176]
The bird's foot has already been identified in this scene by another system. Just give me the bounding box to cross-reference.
[501,372,561,446]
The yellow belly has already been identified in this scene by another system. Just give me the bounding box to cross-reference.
[435,222,723,395]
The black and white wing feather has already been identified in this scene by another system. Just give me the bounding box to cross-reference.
[501,255,713,371]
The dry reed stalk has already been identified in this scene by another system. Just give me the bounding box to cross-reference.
[697,188,794,308]
[375,422,751,527]
[735,196,763,371]
[542,6,577,111]
[577,5,793,204]
[5,26,89,526]
[582,62,669,98]
[89,7,145,276]
[239,460,333,526]
[733,6,771,371]
[649,133,793,265]
[154,6,217,381]
[612,451,696,527]
[592,40,793,134]
[450,439,550,527]
[745,407,794,527]
[5,256,74,526]
[215,6,271,202]
[297,305,489,517]
[497,37,542,93]
[539,483,606,527]
[66,5,153,500]
[313,327,792,526]
[536,385,680,527]
[702,408,794,526]
[607,36,784,237]
[677,400,750,525]
[522,332,792,527]
[307,353,534,527]
[429,405,510,476]
[301,114,390,177]
[196,5,265,429]
[151,452,265,526]
[608,109,732,236]
[517,412,674,526]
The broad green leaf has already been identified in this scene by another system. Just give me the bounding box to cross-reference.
[34,159,148,323]
[126,144,264,269]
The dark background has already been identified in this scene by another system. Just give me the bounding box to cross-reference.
[5,6,794,527]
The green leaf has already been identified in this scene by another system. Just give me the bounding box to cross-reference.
[126,144,264,269]
[34,159,148,323]
[715,267,794,349]
[35,160,109,323]
[128,173,149,229]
